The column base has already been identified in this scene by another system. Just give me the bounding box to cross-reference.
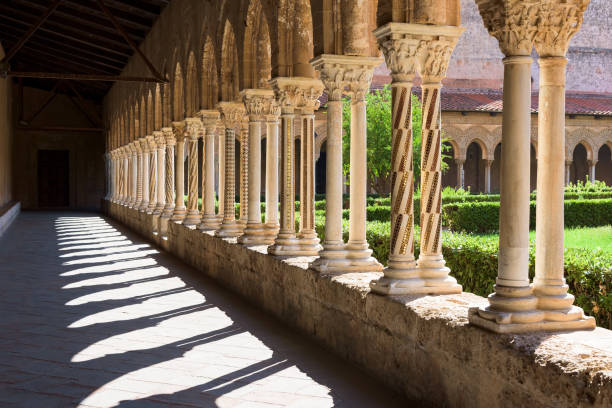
[468,307,596,334]
[198,214,221,231]
[345,244,384,273]
[269,233,311,256]
[183,210,201,226]
[153,204,165,215]
[416,254,462,293]
[215,220,244,238]
[161,205,175,219]
[238,223,275,246]
[171,206,186,223]
[263,223,280,240]
[297,231,322,256]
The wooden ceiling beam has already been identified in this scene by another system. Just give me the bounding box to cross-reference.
[95,0,164,81]
[8,71,166,83]
[16,47,116,75]
[66,81,103,126]
[98,0,162,19]
[61,0,152,31]
[1,0,63,63]
[0,5,134,53]
[23,80,61,124]
[20,43,124,73]
[0,16,132,59]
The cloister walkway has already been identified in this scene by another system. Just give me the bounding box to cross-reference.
[0,212,405,408]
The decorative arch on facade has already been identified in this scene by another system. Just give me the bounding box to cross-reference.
[244,0,272,89]
[201,36,219,109]
[173,62,185,121]
[185,52,199,116]
[221,20,240,101]
[464,126,491,160]
[568,128,596,161]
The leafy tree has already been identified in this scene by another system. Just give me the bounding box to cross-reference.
[339,85,449,195]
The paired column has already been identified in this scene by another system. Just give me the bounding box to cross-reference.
[264,109,280,239]
[171,123,187,222]
[146,135,157,214]
[269,77,322,256]
[183,117,203,226]
[161,126,177,219]
[198,110,221,231]
[470,0,594,332]
[370,23,463,294]
[456,159,465,188]
[129,142,138,208]
[588,160,597,181]
[119,147,127,205]
[239,89,276,245]
[216,102,246,238]
[217,122,226,222]
[154,131,166,215]
[135,142,143,209]
[484,159,493,193]
[238,119,249,231]
[138,138,150,212]
[310,54,382,273]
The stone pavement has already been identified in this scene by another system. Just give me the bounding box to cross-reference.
[0,212,406,408]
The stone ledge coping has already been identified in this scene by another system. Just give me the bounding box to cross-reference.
[0,201,20,238]
[107,201,612,407]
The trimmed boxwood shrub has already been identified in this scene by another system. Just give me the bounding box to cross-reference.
[444,199,612,233]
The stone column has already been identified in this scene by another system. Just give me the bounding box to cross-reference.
[198,110,221,231]
[134,142,143,209]
[216,102,246,238]
[161,125,178,219]
[269,78,301,255]
[531,0,594,331]
[238,119,249,230]
[146,135,157,214]
[456,159,465,188]
[138,138,150,212]
[239,89,276,245]
[117,147,125,205]
[111,151,117,202]
[154,131,166,215]
[264,107,281,239]
[565,160,572,185]
[183,117,203,226]
[588,160,597,181]
[217,122,225,222]
[484,159,493,193]
[269,77,323,256]
[416,37,462,293]
[470,0,545,332]
[371,24,463,294]
[129,142,138,208]
[171,125,187,222]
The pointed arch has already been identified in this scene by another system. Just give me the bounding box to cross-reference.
[140,94,146,136]
[244,0,272,89]
[221,20,240,101]
[201,36,219,109]
[154,84,162,130]
[173,62,185,121]
[185,52,199,116]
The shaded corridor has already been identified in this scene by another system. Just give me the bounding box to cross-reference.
[0,212,405,407]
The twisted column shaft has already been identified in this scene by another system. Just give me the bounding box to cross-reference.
[147,138,157,214]
[162,133,176,218]
[155,135,166,215]
[172,138,186,222]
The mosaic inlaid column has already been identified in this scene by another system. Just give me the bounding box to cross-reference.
[154,131,166,215]
[183,118,203,226]
[146,135,157,214]
[264,107,280,239]
[269,77,322,256]
[216,102,245,238]
[161,125,178,219]
[416,38,462,293]
[531,0,595,332]
[138,138,149,211]
[470,0,544,332]
[238,119,249,230]
[198,110,221,231]
[239,89,276,245]
[370,25,425,294]
[171,125,187,222]
[269,78,301,255]
[217,122,225,222]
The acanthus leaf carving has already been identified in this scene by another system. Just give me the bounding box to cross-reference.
[535,0,590,57]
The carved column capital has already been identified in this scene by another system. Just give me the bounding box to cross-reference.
[311,54,383,101]
[217,102,246,128]
[146,135,157,150]
[184,117,203,140]
[171,121,186,142]
[475,0,540,56]
[418,38,460,83]
[269,77,324,115]
[161,127,175,146]
[139,137,150,153]
[153,130,165,148]
[198,109,221,129]
[241,89,276,121]
[535,0,590,57]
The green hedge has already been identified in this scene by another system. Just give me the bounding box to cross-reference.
[444,199,612,233]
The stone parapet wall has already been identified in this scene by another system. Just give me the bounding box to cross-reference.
[106,201,612,407]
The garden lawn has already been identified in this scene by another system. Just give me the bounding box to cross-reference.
[472,225,612,253]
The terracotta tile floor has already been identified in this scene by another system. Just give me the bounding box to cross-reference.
[0,212,405,408]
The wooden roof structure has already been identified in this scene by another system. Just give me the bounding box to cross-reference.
[1,0,169,101]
